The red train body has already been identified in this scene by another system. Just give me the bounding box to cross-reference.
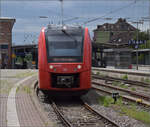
[38,25,91,96]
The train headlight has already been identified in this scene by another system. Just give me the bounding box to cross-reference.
[63,25,67,30]
[49,65,53,69]
[77,65,82,69]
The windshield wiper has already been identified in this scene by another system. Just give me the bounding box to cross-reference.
[61,29,78,44]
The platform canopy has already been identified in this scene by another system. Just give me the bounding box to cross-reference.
[92,42,129,49]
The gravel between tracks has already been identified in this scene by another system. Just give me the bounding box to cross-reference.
[82,89,148,127]
[55,98,110,127]
[36,91,64,127]
[37,89,148,127]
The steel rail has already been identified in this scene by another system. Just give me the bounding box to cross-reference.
[92,74,150,88]
[92,68,150,77]
[92,81,150,101]
[34,83,73,127]
[50,100,73,127]
[82,101,120,127]
[92,86,150,107]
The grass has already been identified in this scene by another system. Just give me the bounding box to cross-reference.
[122,74,128,80]
[0,87,12,94]
[112,81,120,86]
[99,95,150,124]
[145,78,150,83]
[96,71,100,75]
[0,80,9,85]
[141,77,150,84]
[119,84,128,89]
[23,86,31,94]
[95,71,106,77]
[131,87,136,91]
[15,71,37,78]
[0,80,12,93]
[44,122,49,126]
[120,105,150,124]
[112,81,128,89]
[141,77,145,82]
[98,96,114,107]
[16,86,20,93]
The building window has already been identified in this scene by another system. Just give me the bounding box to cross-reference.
[0,44,8,49]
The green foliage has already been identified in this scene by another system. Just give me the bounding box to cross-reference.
[138,31,149,41]
[122,74,128,80]
[112,81,120,86]
[116,97,123,106]
[23,86,31,94]
[145,78,150,83]
[139,40,150,49]
[24,53,32,62]
[133,31,149,41]
[141,77,145,82]
[112,81,128,89]
[16,56,23,65]
[0,80,12,93]
[16,86,20,93]
[96,71,100,75]
[15,71,36,78]
[120,84,128,89]
[99,94,150,124]
[138,54,145,61]
[120,105,150,124]
[132,31,150,49]
[99,96,114,107]
[44,122,49,126]
[131,87,136,91]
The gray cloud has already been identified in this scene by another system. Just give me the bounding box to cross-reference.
[2,0,149,44]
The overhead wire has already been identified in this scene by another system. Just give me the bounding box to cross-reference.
[83,0,139,25]
[0,0,145,1]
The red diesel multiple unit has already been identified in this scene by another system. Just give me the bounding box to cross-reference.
[38,25,91,96]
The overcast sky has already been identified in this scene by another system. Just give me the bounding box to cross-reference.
[1,0,150,45]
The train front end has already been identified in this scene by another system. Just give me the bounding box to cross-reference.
[38,25,91,96]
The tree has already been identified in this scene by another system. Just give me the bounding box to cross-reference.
[133,31,150,49]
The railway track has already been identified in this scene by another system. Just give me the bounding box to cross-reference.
[92,81,150,101]
[50,99,73,127]
[92,74,150,106]
[92,85,150,107]
[49,98,120,127]
[35,83,120,127]
[92,74,150,88]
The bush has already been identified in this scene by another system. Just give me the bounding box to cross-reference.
[122,74,128,80]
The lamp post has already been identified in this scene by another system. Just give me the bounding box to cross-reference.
[0,0,1,17]
[0,45,1,89]
[131,21,143,70]
[0,0,1,87]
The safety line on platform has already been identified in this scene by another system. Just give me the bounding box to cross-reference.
[7,75,36,127]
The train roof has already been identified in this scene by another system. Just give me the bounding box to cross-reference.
[46,24,83,31]
[45,24,84,35]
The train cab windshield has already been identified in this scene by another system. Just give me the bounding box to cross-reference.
[45,26,84,63]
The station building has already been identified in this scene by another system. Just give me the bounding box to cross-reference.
[12,44,38,69]
[0,17,16,68]
[92,18,137,68]
[132,49,150,65]
[93,18,136,44]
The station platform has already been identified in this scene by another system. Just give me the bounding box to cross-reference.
[92,67,150,82]
[0,70,46,127]
[92,67,150,75]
